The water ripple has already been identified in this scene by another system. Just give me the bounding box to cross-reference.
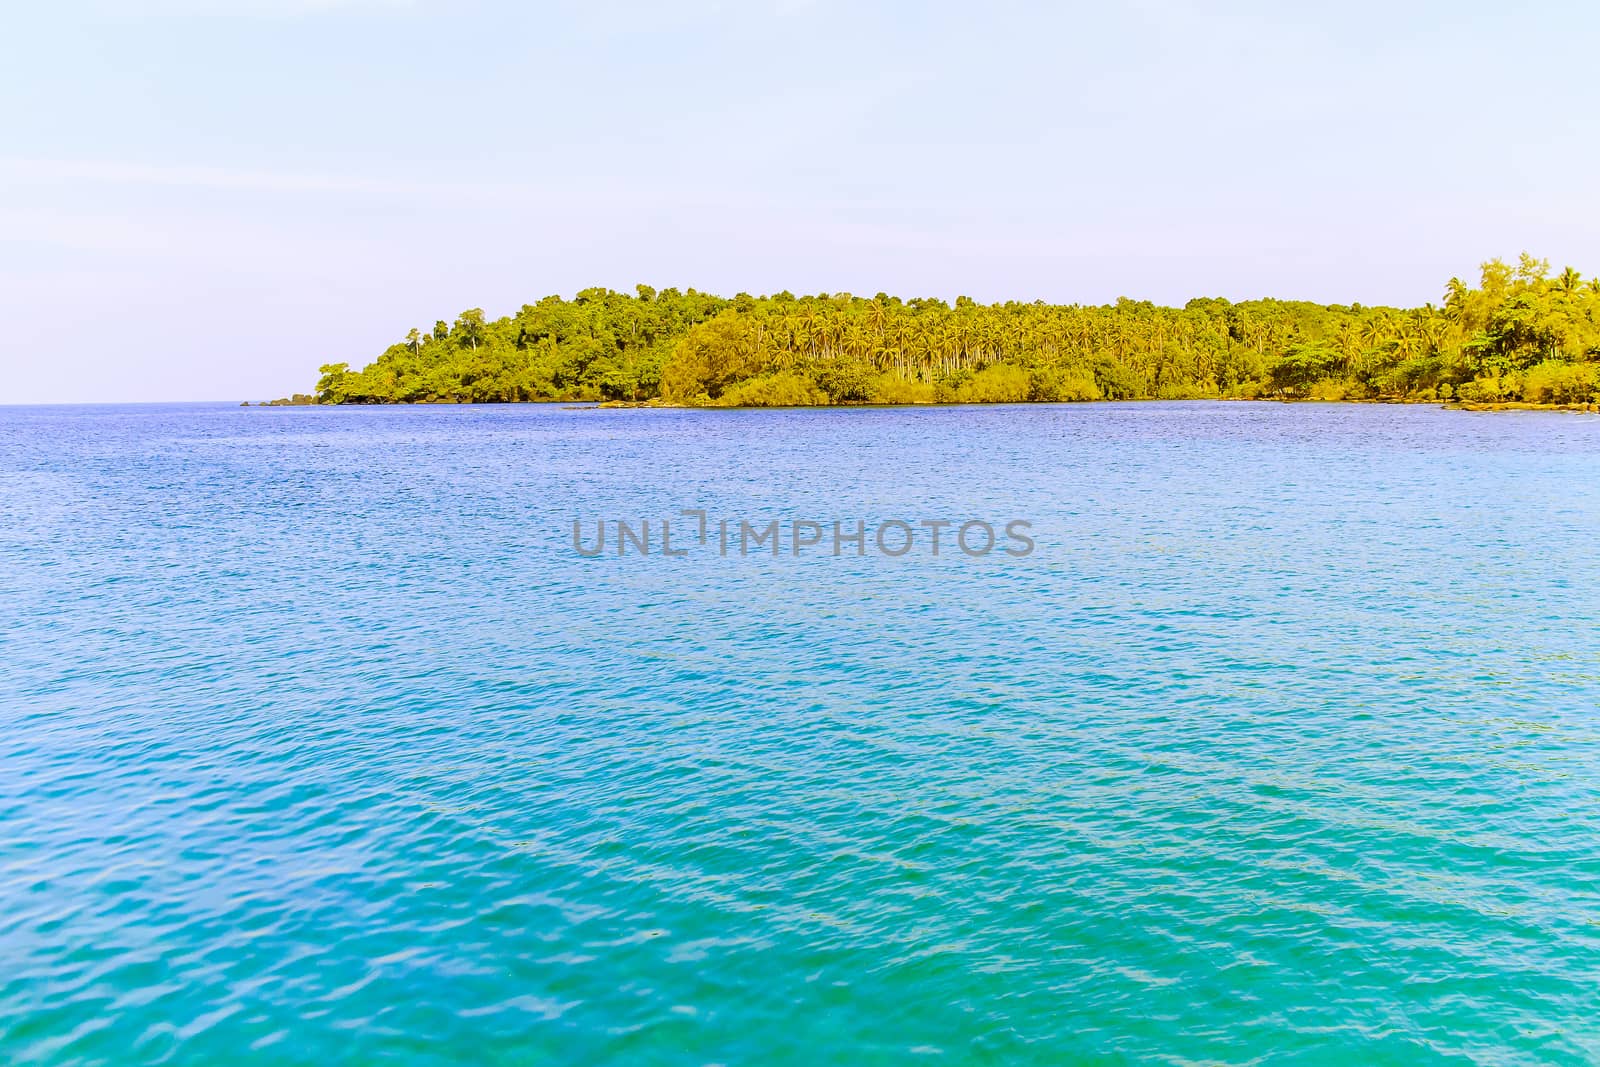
[2,401,1600,1064]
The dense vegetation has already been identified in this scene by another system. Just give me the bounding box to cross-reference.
[311,257,1600,407]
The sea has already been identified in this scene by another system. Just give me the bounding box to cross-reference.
[3,400,1598,1064]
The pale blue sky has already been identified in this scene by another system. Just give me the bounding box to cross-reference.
[4,0,1599,402]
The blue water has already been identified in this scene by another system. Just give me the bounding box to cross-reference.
[3,401,1600,1065]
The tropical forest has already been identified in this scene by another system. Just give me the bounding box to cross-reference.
[305,255,1600,408]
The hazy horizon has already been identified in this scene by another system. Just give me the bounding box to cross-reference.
[6,0,1600,404]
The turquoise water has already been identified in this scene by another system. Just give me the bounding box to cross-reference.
[3,401,1600,1065]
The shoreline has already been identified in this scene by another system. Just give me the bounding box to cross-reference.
[246,396,1600,414]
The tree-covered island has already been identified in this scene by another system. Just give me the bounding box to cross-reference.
[305,256,1600,409]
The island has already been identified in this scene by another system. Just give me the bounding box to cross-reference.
[298,255,1600,411]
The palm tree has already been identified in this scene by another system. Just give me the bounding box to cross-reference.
[1391,330,1420,362]
[1334,321,1360,371]
[1359,315,1390,352]
[865,299,887,341]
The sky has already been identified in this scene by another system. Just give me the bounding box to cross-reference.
[4,0,1600,403]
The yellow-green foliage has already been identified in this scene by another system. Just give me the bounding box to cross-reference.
[953,364,1033,404]
[310,255,1600,407]
[659,310,765,403]
[1153,380,1214,400]
[1458,374,1517,402]
[1028,368,1103,402]
[712,371,828,407]
[1057,375,1104,401]
[1522,361,1599,404]
[868,376,936,404]
[1307,379,1354,401]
